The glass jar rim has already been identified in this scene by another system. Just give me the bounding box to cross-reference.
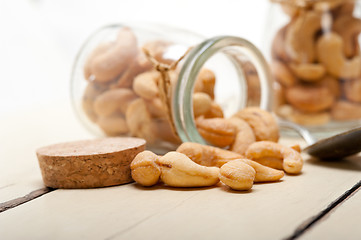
[173,35,273,144]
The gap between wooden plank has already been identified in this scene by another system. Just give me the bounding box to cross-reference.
[284,180,361,240]
[0,187,55,213]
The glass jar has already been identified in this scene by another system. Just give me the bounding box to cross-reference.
[265,0,361,136]
[71,23,273,153]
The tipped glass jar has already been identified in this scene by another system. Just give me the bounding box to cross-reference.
[71,23,273,153]
[266,0,361,136]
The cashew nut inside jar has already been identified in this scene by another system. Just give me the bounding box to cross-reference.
[266,0,361,136]
[71,23,273,153]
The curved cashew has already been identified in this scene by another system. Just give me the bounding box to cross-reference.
[239,159,284,183]
[195,117,236,148]
[194,68,216,99]
[245,141,303,174]
[130,151,161,187]
[203,102,224,119]
[93,88,138,117]
[271,61,297,87]
[232,107,279,142]
[272,24,289,62]
[157,152,220,187]
[316,32,361,79]
[289,63,326,82]
[343,78,361,103]
[193,92,212,118]
[176,142,243,167]
[126,98,157,144]
[219,160,255,191]
[227,117,256,155]
[285,83,334,113]
[91,27,138,83]
[333,15,361,58]
[285,11,322,63]
[133,70,160,100]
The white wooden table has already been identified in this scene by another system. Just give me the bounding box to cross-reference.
[1,104,360,240]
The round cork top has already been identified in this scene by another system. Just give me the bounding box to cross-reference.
[36,137,146,157]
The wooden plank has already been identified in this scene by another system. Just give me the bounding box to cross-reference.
[300,183,361,240]
[0,154,360,240]
[0,103,93,203]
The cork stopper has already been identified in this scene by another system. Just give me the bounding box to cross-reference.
[36,137,146,189]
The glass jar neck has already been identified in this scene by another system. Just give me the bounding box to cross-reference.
[172,36,273,144]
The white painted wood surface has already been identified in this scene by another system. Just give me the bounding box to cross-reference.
[0,103,92,203]
[0,151,360,240]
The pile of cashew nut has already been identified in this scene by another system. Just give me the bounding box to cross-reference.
[130,107,304,191]
[82,27,227,148]
[272,1,361,125]
[131,138,303,191]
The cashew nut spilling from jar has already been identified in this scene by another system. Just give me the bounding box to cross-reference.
[227,117,256,155]
[232,107,279,142]
[316,32,361,79]
[157,151,220,187]
[193,92,213,118]
[176,142,243,167]
[238,159,284,183]
[219,160,255,191]
[130,150,161,187]
[246,141,303,174]
[194,68,216,99]
[195,117,237,148]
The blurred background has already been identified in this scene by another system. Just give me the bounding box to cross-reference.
[0,0,270,115]
[0,0,271,186]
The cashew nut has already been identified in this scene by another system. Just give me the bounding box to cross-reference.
[195,117,236,148]
[133,70,160,100]
[82,82,108,122]
[238,159,284,183]
[331,100,361,121]
[90,27,138,83]
[285,83,334,113]
[97,115,129,136]
[232,107,279,142]
[343,78,361,103]
[130,150,161,186]
[219,160,255,191]
[93,88,138,117]
[227,117,256,155]
[203,102,224,119]
[157,151,220,187]
[176,142,243,167]
[194,68,216,99]
[246,141,303,174]
[333,15,361,58]
[126,98,157,144]
[193,92,212,118]
[271,61,297,87]
[316,32,361,79]
[289,63,326,82]
[272,24,289,62]
[285,11,322,63]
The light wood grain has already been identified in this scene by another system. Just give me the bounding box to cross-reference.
[0,154,360,240]
[301,182,361,240]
